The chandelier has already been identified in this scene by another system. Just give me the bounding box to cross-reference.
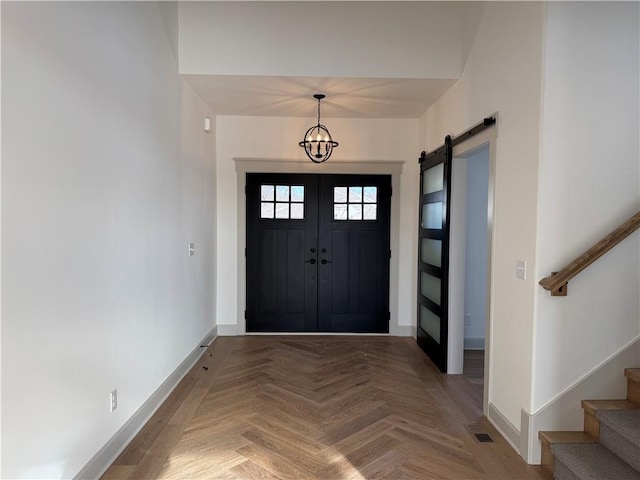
[299,94,339,163]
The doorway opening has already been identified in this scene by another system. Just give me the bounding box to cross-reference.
[449,139,493,414]
[245,172,391,333]
[450,144,490,409]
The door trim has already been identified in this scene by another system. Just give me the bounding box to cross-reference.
[235,159,404,336]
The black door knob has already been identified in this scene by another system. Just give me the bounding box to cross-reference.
[305,258,316,264]
[321,259,332,265]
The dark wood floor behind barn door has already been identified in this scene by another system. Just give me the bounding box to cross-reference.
[102,336,548,480]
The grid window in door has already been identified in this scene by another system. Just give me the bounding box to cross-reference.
[260,185,305,219]
[333,186,377,221]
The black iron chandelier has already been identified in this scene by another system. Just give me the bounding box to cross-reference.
[299,94,338,163]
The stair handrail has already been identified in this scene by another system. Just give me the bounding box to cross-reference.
[539,211,640,296]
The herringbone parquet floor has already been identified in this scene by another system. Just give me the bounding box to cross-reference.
[102,337,547,480]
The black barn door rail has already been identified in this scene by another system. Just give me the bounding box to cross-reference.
[419,117,496,164]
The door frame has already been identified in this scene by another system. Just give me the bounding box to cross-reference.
[448,126,497,417]
[234,159,404,336]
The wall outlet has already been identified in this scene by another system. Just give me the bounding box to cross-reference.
[110,389,118,413]
[464,314,471,325]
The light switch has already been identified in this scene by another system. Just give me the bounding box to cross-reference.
[188,243,195,256]
[516,260,526,280]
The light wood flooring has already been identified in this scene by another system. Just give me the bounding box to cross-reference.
[103,337,546,479]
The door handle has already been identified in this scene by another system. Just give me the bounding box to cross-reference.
[305,259,316,264]
[321,259,332,265]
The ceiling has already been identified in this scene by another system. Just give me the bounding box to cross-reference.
[177,2,486,119]
[183,75,458,119]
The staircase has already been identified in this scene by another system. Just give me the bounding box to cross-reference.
[539,368,640,480]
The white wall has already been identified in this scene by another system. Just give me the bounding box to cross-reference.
[532,1,640,412]
[464,147,489,347]
[215,116,418,333]
[421,2,545,430]
[1,3,216,478]
[425,0,639,456]
[179,2,483,79]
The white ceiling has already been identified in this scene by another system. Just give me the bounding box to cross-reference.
[183,75,457,119]
[178,2,486,119]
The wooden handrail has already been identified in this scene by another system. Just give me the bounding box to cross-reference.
[539,211,640,296]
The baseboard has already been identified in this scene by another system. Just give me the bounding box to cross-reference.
[396,325,416,337]
[217,324,238,336]
[398,325,417,338]
[520,408,531,461]
[74,327,217,480]
[201,326,217,346]
[488,402,521,454]
[521,337,639,464]
[464,337,485,350]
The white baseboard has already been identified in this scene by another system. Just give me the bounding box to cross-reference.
[488,402,521,454]
[521,337,639,464]
[397,325,416,337]
[464,337,485,350]
[74,327,217,480]
[217,324,238,336]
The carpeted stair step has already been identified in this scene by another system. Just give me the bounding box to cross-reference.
[596,408,640,472]
[581,399,636,438]
[538,431,596,476]
[551,443,640,480]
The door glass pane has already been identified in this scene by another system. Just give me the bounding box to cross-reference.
[421,238,442,267]
[363,187,377,203]
[363,204,377,220]
[334,187,347,203]
[275,185,290,202]
[275,203,289,219]
[420,305,441,344]
[420,271,441,306]
[421,202,443,230]
[334,204,347,220]
[290,186,304,202]
[261,203,274,219]
[261,185,274,201]
[290,203,304,219]
[423,163,444,194]
[348,204,362,220]
[349,186,362,202]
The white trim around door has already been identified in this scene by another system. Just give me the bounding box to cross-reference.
[234,159,404,336]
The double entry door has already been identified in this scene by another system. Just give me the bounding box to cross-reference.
[246,173,391,333]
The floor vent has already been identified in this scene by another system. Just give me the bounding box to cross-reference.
[465,424,495,443]
[474,432,494,443]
